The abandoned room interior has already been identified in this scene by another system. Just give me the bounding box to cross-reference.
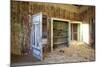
[11,1,95,66]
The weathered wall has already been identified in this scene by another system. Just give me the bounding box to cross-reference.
[80,6,95,23]
[29,2,81,21]
[11,1,30,55]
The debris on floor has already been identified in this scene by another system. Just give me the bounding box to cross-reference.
[42,41,95,64]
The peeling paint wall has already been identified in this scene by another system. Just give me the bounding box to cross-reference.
[11,1,30,55]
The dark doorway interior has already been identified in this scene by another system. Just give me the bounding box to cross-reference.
[53,20,69,49]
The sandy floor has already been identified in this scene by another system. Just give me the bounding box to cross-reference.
[11,43,95,66]
[41,44,95,64]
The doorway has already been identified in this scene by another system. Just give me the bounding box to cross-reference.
[53,20,69,48]
[50,18,70,52]
[71,23,80,41]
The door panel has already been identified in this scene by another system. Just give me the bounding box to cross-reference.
[31,13,42,60]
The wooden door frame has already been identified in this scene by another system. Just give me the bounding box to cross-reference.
[70,21,82,41]
[50,18,70,52]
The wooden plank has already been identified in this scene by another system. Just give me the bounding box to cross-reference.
[51,18,53,52]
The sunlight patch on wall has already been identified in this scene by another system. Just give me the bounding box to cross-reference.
[82,23,89,44]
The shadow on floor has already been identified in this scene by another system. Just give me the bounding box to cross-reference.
[11,53,41,67]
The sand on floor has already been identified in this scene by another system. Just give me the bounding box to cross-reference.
[42,41,95,64]
[11,41,95,66]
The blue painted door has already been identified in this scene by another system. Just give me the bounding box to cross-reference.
[31,13,42,60]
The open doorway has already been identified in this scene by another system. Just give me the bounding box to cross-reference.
[71,23,81,41]
[50,18,70,51]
